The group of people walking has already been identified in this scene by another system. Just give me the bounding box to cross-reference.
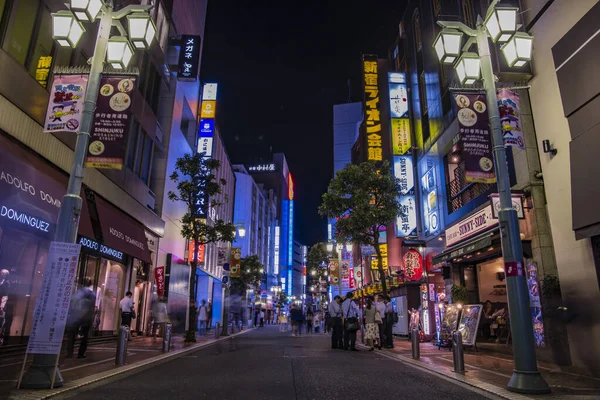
[328,292,395,351]
[277,304,321,335]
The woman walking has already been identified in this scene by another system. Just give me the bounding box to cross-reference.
[306,310,314,335]
[364,297,379,351]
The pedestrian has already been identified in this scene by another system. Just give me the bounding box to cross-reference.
[278,312,288,332]
[197,299,208,336]
[66,278,96,359]
[342,292,360,351]
[259,309,265,327]
[120,291,135,340]
[151,297,169,338]
[364,297,379,351]
[324,310,331,333]
[328,296,344,349]
[206,300,213,332]
[383,296,395,348]
[314,312,320,334]
[375,295,386,350]
[306,310,314,335]
[290,304,302,336]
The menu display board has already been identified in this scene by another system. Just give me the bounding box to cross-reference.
[439,304,460,341]
[457,304,483,346]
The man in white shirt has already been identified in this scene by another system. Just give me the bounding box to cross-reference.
[328,296,343,349]
[376,295,386,350]
[342,292,360,351]
[197,299,208,336]
[120,291,134,340]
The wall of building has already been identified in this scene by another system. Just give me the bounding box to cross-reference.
[523,0,600,373]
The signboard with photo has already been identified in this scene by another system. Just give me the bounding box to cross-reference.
[497,89,525,149]
[440,304,460,341]
[526,263,545,347]
[85,76,136,169]
[454,91,496,184]
[44,75,88,133]
[457,304,483,346]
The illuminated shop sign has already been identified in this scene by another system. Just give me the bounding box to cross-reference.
[393,156,414,195]
[288,200,294,266]
[78,236,124,262]
[248,163,276,173]
[389,82,408,118]
[287,269,292,296]
[202,83,218,100]
[274,226,280,275]
[396,196,417,237]
[362,55,383,162]
[288,173,294,200]
[421,164,440,236]
[178,35,200,80]
[388,72,406,83]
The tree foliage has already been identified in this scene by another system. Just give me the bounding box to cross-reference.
[318,161,401,296]
[306,243,329,304]
[231,255,264,294]
[168,153,236,340]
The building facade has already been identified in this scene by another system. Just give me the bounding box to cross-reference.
[522,0,600,374]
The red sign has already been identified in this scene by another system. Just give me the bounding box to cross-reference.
[187,241,205,264]
[349,267,355,289]
[505,261,524,277]
[403,249,423,281]
[155,266,165,296]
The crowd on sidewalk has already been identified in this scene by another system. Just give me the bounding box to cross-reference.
[327,292,395,352]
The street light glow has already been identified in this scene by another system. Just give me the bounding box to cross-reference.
[70,0,104,22]
[433,29,463,64]
[454,52,480,85]
[127,12,156,49]
[485,7,518,42]
[501,32,533,67]
[52,11,86,48]
[345,243,352,252]
[326,243,333,252]
[107,36,134,69]
[238,226,246,238]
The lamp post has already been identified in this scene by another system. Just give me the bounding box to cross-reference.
[21,0,154,389]
[222,225,246,337]
[432,0,546,394]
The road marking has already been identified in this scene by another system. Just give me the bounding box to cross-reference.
[61,357,115,372]
[0,361,27,368]
[436,357,512,378]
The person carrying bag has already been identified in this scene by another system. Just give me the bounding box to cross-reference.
[341,292,360,351]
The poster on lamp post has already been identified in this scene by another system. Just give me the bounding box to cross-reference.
[497,88,525,150]
[26,242,81,355]
[85,76,136,170]
[454,91,496,184]
[43,75,88,133]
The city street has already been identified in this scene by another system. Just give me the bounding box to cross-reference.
[60,326,493,400]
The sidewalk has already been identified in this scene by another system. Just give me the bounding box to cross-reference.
[0,327,250,400]
[366,335,600,399]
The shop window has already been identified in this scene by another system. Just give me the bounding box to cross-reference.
[140,135,153,184]
[27,10,53,87]
[94,258,126,334]
[126,119,140,171]
[3,0,40,65]
[134,129,144,176]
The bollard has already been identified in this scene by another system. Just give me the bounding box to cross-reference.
[162,323,172,353]
[452,331,465,373]
[115,325,129,365]
[214,322,221,338]
[411,328,420,359]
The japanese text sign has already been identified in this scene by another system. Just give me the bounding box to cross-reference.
[391,118,412,155]
[44,75,88,133]
[403,249,423,281]
[178,35,200,80]
[396,196,417,237]
[362,55,383,162]
[155,266,165,297]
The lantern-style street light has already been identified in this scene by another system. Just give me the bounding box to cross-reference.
[432,0,548,395]
[127,12,157,49]
[22,0,154,390]
[433,29,463,64]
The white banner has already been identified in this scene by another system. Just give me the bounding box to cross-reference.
[445,205,495,247]
[43,75,88,133]
[26,242,81,355]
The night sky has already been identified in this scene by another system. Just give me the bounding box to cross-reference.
[202,0,407,246]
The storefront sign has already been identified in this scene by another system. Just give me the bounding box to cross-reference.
[394,156,414,195]
[445,205,495,247]
[178,35,200,80]
[396,196,417,237]
[200,101,216,119]
[389,82,408,118]
[197,118,214,157]
[391,118,411,155]
[35,56,52,88]
[421,164,440,236]
[202,83,218,100]
[454,91,496,184]
[490,194,525,219]
[155,266,165,297]
[230,247,241,278]
[403,249,423,281]
[248,163,276,173]
[86,76,136,169]
[26,242,81,355]
[44,74,88,133]
[187,241,206,264]
[362,55,383,162]
[497,89,525,149]
[78,236,124,262]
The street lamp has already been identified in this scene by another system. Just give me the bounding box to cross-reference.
[454,52,481,85]
[22,0,154,390]
[484,6,518,42]
[501,32,533,67]
[433,29,463,64]
[434,0,549,394]
[345,243,352,252]
[70,0,104,22]
[107,36,134,69]
[127,12,156,49]
[326,243,333,252]
[51,11,85,48]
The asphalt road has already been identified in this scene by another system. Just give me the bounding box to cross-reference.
[67,326,496,400]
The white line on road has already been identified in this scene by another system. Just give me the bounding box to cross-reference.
[436,356,512,378]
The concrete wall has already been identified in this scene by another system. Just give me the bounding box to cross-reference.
[523,0,600,373]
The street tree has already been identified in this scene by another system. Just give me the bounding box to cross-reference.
[230,255,264,295]
[319,161,401,297]
[168,153,236,342]
[306,242,330,305]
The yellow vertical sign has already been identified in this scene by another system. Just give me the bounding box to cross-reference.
[363,55,383,162]
[391,118,412,155]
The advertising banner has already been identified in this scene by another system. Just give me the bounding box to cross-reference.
[526,263,545,347]
[329,260,339,286]
[391,118,411,155]
[497,89,525,149]
[454,92,496,184]
[230,247,241,278]
[217,247,228,266]
[86,76,136,169]
[457,304,483,346]
[155,266,165,297]
[26,242,81,355]
[44,75,88,133]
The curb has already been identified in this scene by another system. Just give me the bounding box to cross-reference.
[358,344,533,400]
[7,328,255,400]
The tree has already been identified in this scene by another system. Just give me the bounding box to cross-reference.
[306,243,330,306]
[230,255,264,295]
[168,153,236,342]
[319,161,401,297]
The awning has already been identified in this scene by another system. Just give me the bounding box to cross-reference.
[433,230,496,265]
[95,196,152,263]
